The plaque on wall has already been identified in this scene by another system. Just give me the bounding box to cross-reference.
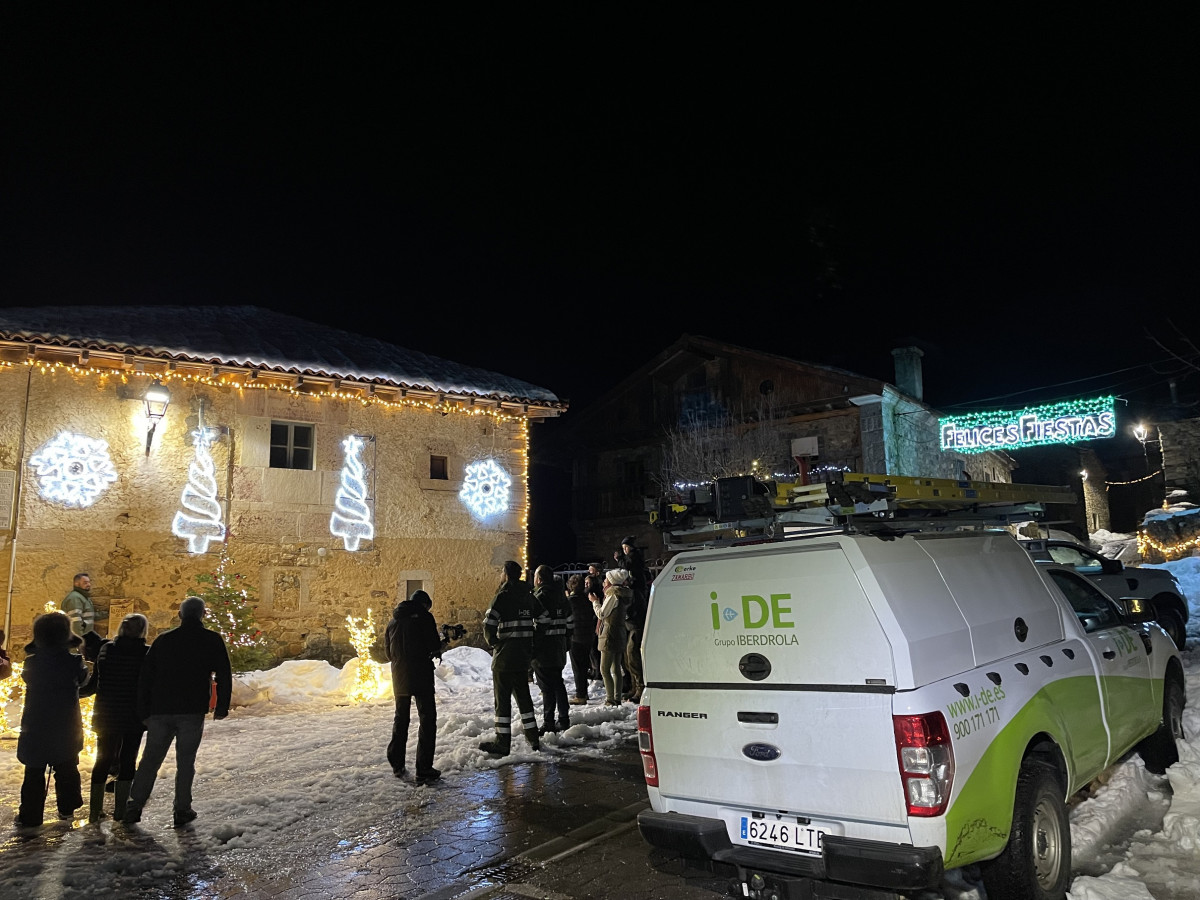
[0,470,13,530]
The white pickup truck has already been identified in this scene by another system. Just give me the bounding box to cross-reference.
[636,529,1184,900]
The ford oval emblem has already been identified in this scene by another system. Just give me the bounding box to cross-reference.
[742,742,782,762]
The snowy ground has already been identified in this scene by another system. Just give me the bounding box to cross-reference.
[1,548,1200,898]
[0,646,638,898]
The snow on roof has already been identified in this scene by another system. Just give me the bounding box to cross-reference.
[0,305,561,404]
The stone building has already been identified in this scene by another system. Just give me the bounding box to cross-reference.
[551,335,1015,564]
[0,307,565,665]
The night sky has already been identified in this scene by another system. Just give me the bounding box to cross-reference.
[4,9,1199,417]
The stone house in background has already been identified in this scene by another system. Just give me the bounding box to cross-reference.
[552,335,1016,565]
[0,306,564,665]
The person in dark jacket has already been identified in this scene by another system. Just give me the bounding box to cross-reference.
[585,563,605,678]
[531,565,573,734]
[85,613,149,822]
[615,537,649,703]
[479,561,540,756]
[16,611,89,826]
[566,574,596,705]
[122,596,232,828]
[385,590,449,783]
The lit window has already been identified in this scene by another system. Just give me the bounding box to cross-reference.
[270,422,314,470]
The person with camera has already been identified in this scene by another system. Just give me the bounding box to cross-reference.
[384,590,450,784]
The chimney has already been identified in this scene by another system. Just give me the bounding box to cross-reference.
[892,346,924,401]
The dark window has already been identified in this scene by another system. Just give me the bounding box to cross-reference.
[430,455,448,480]
[1047,569,1122,632]
[270,422,315,470]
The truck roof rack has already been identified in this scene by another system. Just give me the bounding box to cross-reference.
[651,472,1078,550]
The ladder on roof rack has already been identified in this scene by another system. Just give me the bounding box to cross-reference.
[651,472,1078,551]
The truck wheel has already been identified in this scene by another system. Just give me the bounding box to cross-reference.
[980,760,1070,900]
[1154,604,1186,651]
[1139,677,1185,775]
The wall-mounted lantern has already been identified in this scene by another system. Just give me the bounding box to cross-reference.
[143,379,171,455]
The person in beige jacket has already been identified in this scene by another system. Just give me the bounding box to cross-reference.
[591,569,631,706]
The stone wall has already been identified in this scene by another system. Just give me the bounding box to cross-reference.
[1160,420,1200,502]
[0,367,529,666]
[873,391,1015,482]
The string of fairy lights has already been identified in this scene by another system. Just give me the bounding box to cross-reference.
[12,356,543,425]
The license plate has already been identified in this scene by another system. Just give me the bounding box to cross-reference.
[739,816,827,854]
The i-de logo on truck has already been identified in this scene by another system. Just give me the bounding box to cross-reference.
[710,592,799,646]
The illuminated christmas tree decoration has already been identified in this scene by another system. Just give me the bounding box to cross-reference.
[28,432,119,507]
[172,408,226,553]
[330,435,374,551]
[345,608,386,702]
[939,395,1116,454]
[194,553,272,672]
[459,458,512,518]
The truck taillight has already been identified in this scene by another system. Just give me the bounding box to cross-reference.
[637,704,658,786]
[893,712,953,817]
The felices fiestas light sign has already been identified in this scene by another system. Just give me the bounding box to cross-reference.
[940,395,1116,454]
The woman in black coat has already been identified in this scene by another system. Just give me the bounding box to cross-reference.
[86,613,149,822]
[16,611,88,826]
[566,574,597,705]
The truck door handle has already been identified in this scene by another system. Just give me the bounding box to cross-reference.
[1103,649,1116,659]
[738,712,779,724]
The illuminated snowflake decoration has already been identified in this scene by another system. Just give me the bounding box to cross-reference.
[28,432,119,508]
[459,458,512,518]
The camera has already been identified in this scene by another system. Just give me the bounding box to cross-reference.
[441,623,466,642]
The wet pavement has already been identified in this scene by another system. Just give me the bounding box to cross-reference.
[0,742,741,900]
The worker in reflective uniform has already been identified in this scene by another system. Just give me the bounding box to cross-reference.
[479,561,540,756]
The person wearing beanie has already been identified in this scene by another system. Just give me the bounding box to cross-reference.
[593,569,632,706]
[384,590,450,783]
[15,611,89,826]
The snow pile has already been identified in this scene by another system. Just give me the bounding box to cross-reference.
[1140,492,1200,562]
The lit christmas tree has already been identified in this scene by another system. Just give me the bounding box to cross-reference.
[172,408,226,553]
[193,553,272,673]
[345,608,386,703]
[330,435,374,551]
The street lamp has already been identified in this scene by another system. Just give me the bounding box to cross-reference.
[143,379,171,455]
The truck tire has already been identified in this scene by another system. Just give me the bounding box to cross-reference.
[1139,676,1185,775]
[1153,602,1186,651]
[980,760,1070,900]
